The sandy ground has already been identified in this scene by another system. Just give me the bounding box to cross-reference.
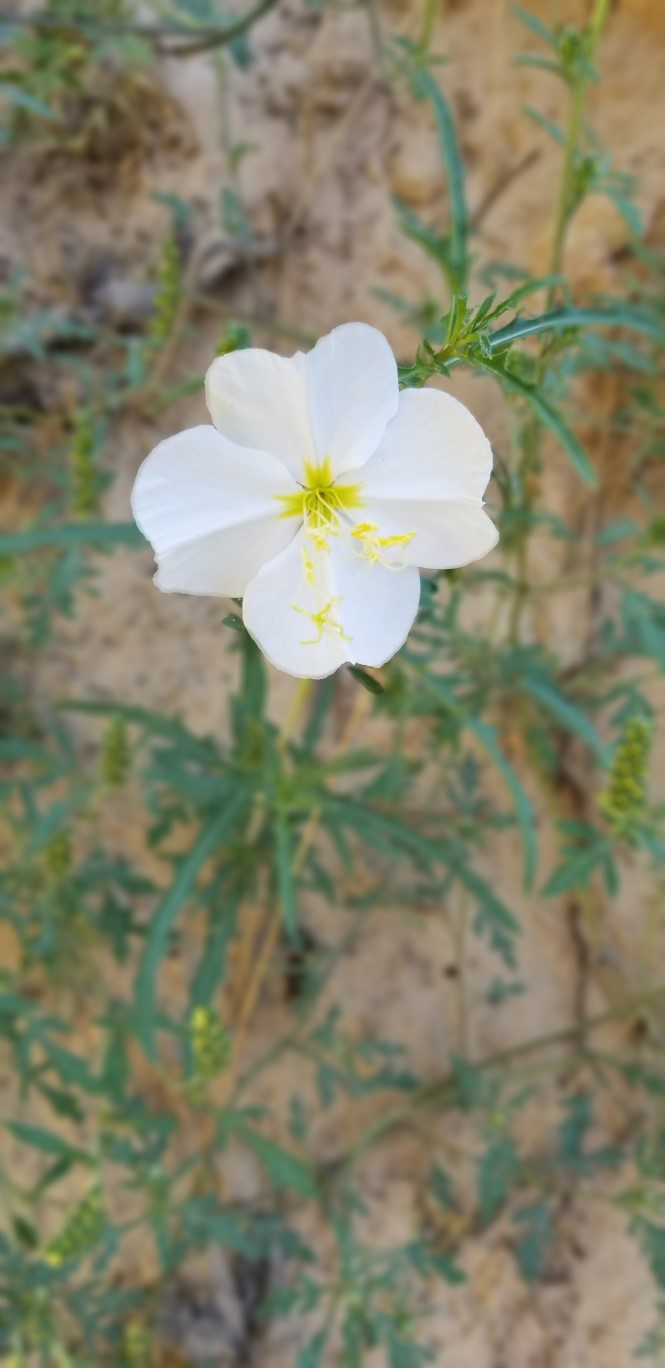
[3,0,665,1363]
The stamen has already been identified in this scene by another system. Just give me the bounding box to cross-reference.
[275,459,362,535]
[351,521,415,568]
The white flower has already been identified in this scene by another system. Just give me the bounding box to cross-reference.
[131,323,498,678]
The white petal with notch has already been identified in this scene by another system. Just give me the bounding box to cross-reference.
[131,425,298,597]
[242,527,421,678]
[357,387,498,568]
[305,322,399,476]
[205,349,315,479]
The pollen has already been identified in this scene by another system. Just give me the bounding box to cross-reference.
[301,546,315,586]
[351,521,415,567]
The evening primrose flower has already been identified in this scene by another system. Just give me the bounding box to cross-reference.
[131,323,498,678]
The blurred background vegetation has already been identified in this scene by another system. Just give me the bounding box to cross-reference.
[1,0,664,1364]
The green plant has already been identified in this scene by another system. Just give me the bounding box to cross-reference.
[2,1,665,1363]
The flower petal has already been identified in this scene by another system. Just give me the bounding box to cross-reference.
[205,348,315,478]
[131,425,298,597]
[305,323,399,476]
[360,386,494,500]
[355,497,498,570]
[356,387,498,568]
[242,527,420,678]
[332,536,421,666]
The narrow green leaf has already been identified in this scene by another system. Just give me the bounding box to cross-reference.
[641,1222,665,1290]
[523,106,566,145]
[557,1092,592,1166]
[461,864,521,966]
[500,276,567,310]
[490,305,665,351]
[428,1251,467,1285]
[188,899,240,1009]
[335,800,520,962]
[411,671,537,887]
[493,367,597,486]
[429,1164,456,1211]
[0,83,62,122]
[60,699,217,757]
[348,665,384,696]
[298,1330,328,1368]
[241,631,267,720]
[467,719,538,889]
[511,4,558,48]
[12,1216,39,1250]
[274,810,297,938]
[0,521,143,556]
[543,841,609,896]
[302,676,337,751]
[135,796,246,1059]
[513,1200,555,1283]
[43,1040,98,1093]
[413,67,468,289]
[521,675,606,759]
[478,1136,520,1224]
[234,1125,316,1197]
[7,1122,90,1165]
[514,54,563,76]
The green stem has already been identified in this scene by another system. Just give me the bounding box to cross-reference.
[587,0,613,53]
[545,0,612,308]
[510,0,613,644]
[419,0,440,55]
[278,677,315,751]
[545,83,586,307]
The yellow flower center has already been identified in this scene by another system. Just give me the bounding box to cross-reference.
[276,457,362,533]
[276,459,415,651]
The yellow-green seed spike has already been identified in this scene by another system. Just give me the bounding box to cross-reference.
[45,1187,105,1266]
[599,715,654,842]
[101,715,131,788]
[148,236,182,348]
[187,1005,231,1101]
[70,409,100,518]
[123,1320,151,1368]
[44,830,72,882]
